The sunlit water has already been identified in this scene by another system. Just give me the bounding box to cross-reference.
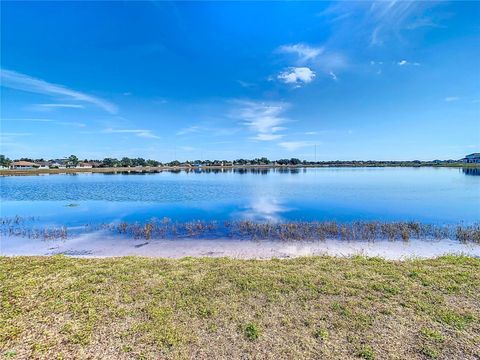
[1,167,479,258]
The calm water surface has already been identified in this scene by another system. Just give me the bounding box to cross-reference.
[1,167,479,226]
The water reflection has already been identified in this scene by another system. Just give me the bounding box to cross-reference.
[236,196,290,222]
[96,166,478,177]
[462,168,480,176]
[89,166,480,177]
[91,167,307,176]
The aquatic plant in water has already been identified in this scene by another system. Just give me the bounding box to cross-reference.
[1,216,480,244]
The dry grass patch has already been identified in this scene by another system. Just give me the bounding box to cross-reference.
[0,255,479,359]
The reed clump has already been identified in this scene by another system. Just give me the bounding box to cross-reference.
[456,224,480,243]
[1,216,480,244]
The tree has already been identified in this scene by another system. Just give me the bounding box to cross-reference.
[134,157,146,167]
[68,155,79,167]
[0,155,11,167]
[103,158,119,167]
[258,157,270,165]
[120,157,132,167]
[234,159,248,165]
[146,159,160,167]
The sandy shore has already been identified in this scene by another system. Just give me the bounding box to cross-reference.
[2,232,479,259]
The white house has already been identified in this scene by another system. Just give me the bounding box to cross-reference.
[461,153,480,164]
[50,162,67,169]
[10,161,39,170]
[76,162,93,168]
[36,161,50,169]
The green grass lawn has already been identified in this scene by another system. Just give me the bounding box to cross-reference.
[1,255,479,359]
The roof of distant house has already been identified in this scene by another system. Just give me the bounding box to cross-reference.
[12,161,38,166]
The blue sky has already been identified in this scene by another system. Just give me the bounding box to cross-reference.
[1,1,479,161]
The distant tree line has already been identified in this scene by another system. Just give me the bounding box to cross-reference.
[0,154,468,168]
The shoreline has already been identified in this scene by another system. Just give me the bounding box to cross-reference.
[1,162,478,176]
[3,235,479,260]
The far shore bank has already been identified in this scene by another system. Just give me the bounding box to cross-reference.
[1,162,478,176]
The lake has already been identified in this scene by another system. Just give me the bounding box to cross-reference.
[1,167,479,224]
[1,167,479,258]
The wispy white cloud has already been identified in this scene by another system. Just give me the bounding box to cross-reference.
[176,124,239,137]
[278,67,316,86]
[103,128,160,139]
[1,118,53,122]
[1,118,85,128]
[277,43,347,80]
[368,1,441,46]
[251,133,284,141]
[56,121,86,128]
[237,80,256,88]
[444,96,460,102]
[231,100,289,141]
[397,59,420,66]
[320,1,442,47]
[0,69,118,113]
[179,146,195,152]
[405,17,445,30]
[176,125,201,135]
[277,44,324,63]
[1,132,32,136]
[36,103,85,109]
[329,71,338,81]
[278,141,315,151]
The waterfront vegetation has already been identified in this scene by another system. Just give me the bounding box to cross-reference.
[1,153,478,171]
[2,217,480,244]
[1,255,479,359]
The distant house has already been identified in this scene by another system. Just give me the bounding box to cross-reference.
[50,158,69,168]
[10,161,39,170]
[461,153,480,164]
[36,161,50,169]
[77,162,93,169]
[50,161,67,169]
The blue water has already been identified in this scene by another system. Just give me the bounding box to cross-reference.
[1,167,479,227]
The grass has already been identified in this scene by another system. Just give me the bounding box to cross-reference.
[0,255,479,359]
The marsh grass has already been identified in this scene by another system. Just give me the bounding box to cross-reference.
[0,255,479,359]
[2,217,480,244]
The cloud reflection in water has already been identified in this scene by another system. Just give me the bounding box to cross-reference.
[236,196,290,222]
